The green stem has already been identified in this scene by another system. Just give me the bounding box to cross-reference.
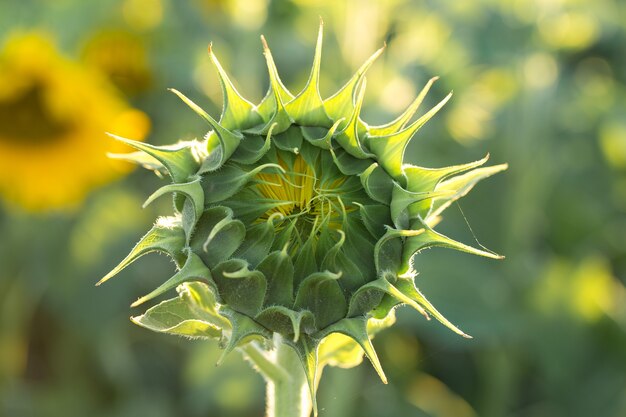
[241,337,312,417]
[267,340,312,417]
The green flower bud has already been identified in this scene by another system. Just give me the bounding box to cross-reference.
[100,22,506,413]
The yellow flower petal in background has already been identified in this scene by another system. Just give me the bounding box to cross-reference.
[0,33,150,212]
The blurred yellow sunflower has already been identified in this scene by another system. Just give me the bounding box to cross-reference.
[0,33,150,212]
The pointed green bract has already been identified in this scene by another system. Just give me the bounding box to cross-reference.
[103,25,507,413]
[315,317,387,384]
[285,22,332,127]
[390,183,454,229]
[401,154,490,218]
[107,151,166,175]
[284,335,320,416]
[401,219,503,276]
[208,44,262,130]
[231,124,276,164]
[316,311,395,369]
[428,163,509,219]
[200,163,283,204]
[260,36,294,105]
[97,217,186,286]
[108,134,200,183]
[404,154,490,192]
[218,307,273,365]
[368,76,439,136]
[251,36,293,134]
[130,282,227,339]
[303,118,343,149]
[131,252,213,307]
[394,277,471,338]
[255,306,314,342]
[351,276,429,320]
[366,92,452,180]
[170,89,243,168]
[324,45,385,121]
[334,79,373,159]
[143,178,204,227]
[329,146,372,175]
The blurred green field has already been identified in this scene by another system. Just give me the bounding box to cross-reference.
[1,0,626,416]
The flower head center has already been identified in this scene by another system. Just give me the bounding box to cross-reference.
[255,152,353,233]
[0,82,71,145]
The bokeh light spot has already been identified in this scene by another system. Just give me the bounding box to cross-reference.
[523,52,558,90]
[123,0,164,31]
[600,121,626,170]
[538,12,599,50]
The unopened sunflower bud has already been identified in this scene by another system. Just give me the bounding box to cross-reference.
[100,22,506,413]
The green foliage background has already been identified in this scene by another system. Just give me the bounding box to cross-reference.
[1,0,626,416]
